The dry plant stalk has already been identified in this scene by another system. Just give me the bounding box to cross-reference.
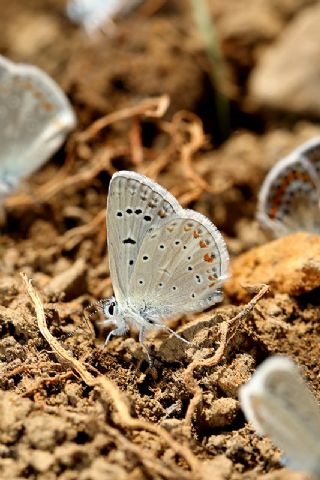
[58,208,106,251]
[78,94,170,142]
[4,147,110,209]
[21,273,200,477]
[184,284,270,426]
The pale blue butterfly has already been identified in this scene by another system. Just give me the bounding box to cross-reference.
[258,138,320,237]
[240,356,320,477]
[66,0,143,34]
[0,55,76,200]
[101,171,229,361]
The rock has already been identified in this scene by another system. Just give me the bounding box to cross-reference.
[225,232,320,301]
[200,397,239,429]
[200,455,233,480]
[29,450,54,473]
[24,413,66,449]
[216,354,255,398]
[249,3,320,116]
[256,468,311,480]
[0,391,33,444]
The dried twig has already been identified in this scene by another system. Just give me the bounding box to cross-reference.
[184,284,270,426]
[21,273,199,475]
[78,95,170,143]
[58,208,106,251]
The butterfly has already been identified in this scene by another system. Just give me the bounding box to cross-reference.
[66,0,143,34]
[240,355,320,477]
[257,138,320,237]
[101,170,229,361]
[0,55,76,199]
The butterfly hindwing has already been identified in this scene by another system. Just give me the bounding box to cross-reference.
[258,153,320,236]
[0,55,76,189]
[127,211,229,319]
[297,137,320,179]
[240,357,320,476]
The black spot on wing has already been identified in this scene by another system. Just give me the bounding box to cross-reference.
[123,238,136,245]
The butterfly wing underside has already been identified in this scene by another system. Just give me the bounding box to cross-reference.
[240,356,320,476]
[258,151,320,237]
[297,137,320,178]
[128,211,229,319]
[0,55,76,188]
[106,171,181,304]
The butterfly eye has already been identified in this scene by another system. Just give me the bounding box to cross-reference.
[108,302,115,316]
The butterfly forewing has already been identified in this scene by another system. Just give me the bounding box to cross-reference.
[298,137,320,179]
[258,155,320,236]
[240,356,320,476]
[128,212,229,319]
[0,55,76,186]
[107,171,181,304]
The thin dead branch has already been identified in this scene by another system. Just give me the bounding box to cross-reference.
[21,273,200,476]
[184,284,270,426]
[78,95,170,143]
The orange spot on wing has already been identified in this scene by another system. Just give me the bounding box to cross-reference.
[268,170,313,219]
[193,230,200,239]
[199,240,207,248]
[204,253,214,263]
[41,101,54,111]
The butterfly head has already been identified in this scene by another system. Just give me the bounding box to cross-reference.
[102,296,119,320]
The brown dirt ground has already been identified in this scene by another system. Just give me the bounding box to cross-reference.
[0,1,319,479]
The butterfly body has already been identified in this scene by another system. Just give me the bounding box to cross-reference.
[103,171,229,357]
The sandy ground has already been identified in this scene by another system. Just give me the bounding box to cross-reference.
[0,1,319,479]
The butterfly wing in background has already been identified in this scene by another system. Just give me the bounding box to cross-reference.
[258,140,320,237]
[0,55,76,195]
[66,0,144,34]
[106,171,229,315]
[239,356,320,477]
[298,137,320,179]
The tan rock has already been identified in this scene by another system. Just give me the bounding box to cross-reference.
[225,232,320,301]
[216,354,255,398]
[200,455,233,480]
[256,468,312,480]
[249,3,320,116]
[200,397,239,429]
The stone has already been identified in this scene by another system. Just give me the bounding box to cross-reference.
[200,455,233,480]
[249,3,320,116]
[200,397,239,429]
[225,232,320,301]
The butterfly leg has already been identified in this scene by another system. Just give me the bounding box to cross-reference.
[103,318,128,347]
[162,326,193,346]
[138,327,152,365]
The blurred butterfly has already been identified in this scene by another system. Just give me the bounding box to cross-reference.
[0,55,76,200]
[257,138,320,237]
[240,356,320,477]
[66,0,143,34]
[101,171,229,362]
